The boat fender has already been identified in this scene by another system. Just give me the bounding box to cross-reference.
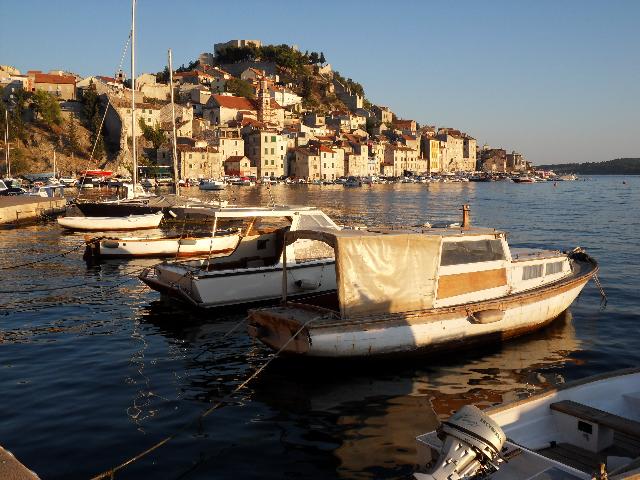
[102,240,119,249]
[469,309,504,324]
[294,279,320,290]
[179,239,198,246]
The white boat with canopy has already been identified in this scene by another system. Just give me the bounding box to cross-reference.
[58,212,163,231]
[247,206,598,357]
[139,206,340,308]
[415,368,640,479]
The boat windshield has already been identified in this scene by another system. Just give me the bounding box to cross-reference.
[440,239,505,266]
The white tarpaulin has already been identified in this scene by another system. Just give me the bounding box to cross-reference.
[335,233,442,317]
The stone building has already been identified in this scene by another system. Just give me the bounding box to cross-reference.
[244,129,288,178]
[28,72,76,100]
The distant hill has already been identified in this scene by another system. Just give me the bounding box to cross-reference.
[539,158,640,175]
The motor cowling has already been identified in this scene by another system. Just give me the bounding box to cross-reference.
[415,405,506,480]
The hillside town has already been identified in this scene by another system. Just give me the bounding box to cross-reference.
[0,39,531,182]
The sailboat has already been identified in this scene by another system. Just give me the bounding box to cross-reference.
[72,5,227,219]
[58,0,163,232]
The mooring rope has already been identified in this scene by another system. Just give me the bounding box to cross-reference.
[0,238,101,271]
[89,315,319,480]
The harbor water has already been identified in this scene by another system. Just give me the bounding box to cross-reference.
[0,176,638,479]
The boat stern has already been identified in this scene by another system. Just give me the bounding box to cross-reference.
[247,306,313,355]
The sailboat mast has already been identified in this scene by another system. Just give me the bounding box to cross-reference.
[4,109,9,178]
[168,48,180,196]
[131,0,137,189]
[53,149,56,178]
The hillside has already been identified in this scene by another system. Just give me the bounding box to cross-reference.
[539,158,640,175]
[178,44,368,114]
[1,87,116,176]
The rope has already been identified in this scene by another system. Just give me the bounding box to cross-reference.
[593,273,607,307]
[0,239,100,270]
[76,31,131,198]
[89,315,320,480]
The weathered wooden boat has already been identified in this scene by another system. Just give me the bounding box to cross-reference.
[139,206,340,308]
[414,368,640,479]
[57,212,164,231]
[84,229,241,259]
[247,206,598,357]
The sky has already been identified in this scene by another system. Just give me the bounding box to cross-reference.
[1,0,639,164]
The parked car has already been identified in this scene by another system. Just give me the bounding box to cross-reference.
[0,187,28,196]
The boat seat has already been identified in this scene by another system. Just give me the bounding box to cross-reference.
[550,400,640,439]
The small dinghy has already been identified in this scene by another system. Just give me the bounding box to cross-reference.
[84,229,241,259]
[415,368,640,479]
[57,212,164,231]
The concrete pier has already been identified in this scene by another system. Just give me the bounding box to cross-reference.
[0,196,67,226]
[0,446,39,479]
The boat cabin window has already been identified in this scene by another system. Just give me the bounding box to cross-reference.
[247,216,292,235]
[297,213,336,230]
[545,261,564,275]
[440,239,505,266]
[522,264,543,280]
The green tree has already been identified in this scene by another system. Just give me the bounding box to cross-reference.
[319,52,326,64]
[155,66,170,83]
[8,146,29,175]
[66,117,80,154]
[32,90,63,127]
[225,78,255,99]
[309,52,319,64]
[138,118,165,149]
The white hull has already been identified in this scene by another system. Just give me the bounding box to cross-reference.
[417,369,640,479]
[199,182,226,191]
[93,233,240,258]
[58,212,163,231]
[143,260,336,308]
[307,281,587,357]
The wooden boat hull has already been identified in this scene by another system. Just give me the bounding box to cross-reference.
[57,212,163,231]
[85,233,240,259]
[248,259,596,357]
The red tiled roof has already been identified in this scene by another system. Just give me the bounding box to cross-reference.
[175,70,213,79]
[225,155,248,163]
[34,73,75,85]
[211,94,255,111]
[319,145,335,153]
[97,75,117,83]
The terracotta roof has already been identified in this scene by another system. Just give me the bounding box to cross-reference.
[211,94,255,111]
[96,75,117,83]
[319,145,335,153]
[225,155,248,163]
[34,73,75,85]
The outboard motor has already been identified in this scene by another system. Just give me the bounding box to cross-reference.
[415,405,506,480]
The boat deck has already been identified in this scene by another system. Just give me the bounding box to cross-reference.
[538,434,640,474]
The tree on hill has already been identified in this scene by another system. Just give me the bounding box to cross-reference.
[156,66,170,83]
[81,81,107,160]
[66,117,80,155]
[138,118,165,150]
[32,90,63,128]
[309,52,319,64]
[225,78,255,99]
[319,52,326,64]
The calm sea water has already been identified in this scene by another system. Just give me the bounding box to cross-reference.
[0,176,638,479]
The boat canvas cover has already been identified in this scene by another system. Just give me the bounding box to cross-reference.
[285,229,442,318]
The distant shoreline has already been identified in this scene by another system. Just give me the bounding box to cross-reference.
[538,158,640,175]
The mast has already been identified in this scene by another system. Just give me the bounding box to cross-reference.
[131,0,137,190]
[4,109,9,178]
[168,48,180,196]
[53,149,56,178]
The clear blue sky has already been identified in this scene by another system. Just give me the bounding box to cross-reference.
[2,0,639,164]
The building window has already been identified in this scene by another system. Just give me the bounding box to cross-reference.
[271,160,274,165]
[270,148,274,154]
[264,136,268,142]
[264,148,268,154]
[271,136,276,142]
[189,154,192,159]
